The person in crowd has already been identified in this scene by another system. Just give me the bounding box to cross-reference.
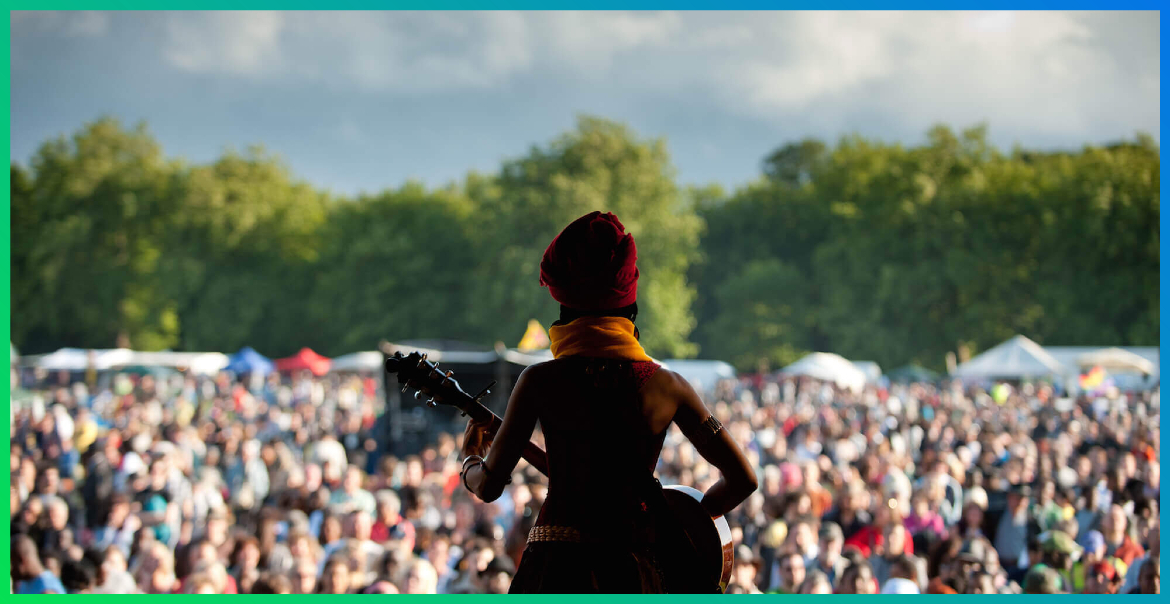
[1136,556,1160,595]
[1083,560,1124,594]
[796,570,833,594]
[814,522,847,585]
[12,534,67,594]
[771,550,806,594]
[1101,502,1146,568]
[1023,564,1065,594]
[316,557,352,595]
[729,545,764,594]
[1122,522,1159,593]
[837,560,877,594]
[994,484,1032,570]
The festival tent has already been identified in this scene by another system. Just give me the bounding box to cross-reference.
[35,348,89,371]
[659,359,737,395]
[887,364,942,383]
[851,361,883,383]
[779,352,868,392]
[951,335,1067,379]
[225,347,276,376]
[330,351,385,373]
[275,347,332,376]
[37,348,134,371]
[1045,347,1158,377]
[121,351,230,376]
[1074,347,1156,375]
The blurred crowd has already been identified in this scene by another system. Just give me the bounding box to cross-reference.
[9,365,1162,595]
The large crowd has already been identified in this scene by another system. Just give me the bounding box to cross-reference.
[9,362,1161,595]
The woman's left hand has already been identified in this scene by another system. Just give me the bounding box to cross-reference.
[462,418,496,458]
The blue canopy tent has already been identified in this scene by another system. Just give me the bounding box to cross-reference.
[225,347,275,375]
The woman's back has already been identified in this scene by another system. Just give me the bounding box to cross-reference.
[534,357,668,536]
[507,357,678,593]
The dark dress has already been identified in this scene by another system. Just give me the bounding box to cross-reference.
[508,358,672,594]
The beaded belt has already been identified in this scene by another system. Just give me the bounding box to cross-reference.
[528,525,597,544]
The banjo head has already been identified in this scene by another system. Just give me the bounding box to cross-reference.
[662,485,734,592]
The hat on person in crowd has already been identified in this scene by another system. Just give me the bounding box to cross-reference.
[760,520,788,549]
[819,522,844,544]
[964,486,989,510]
[1023,565,1065,594]
[1081,530,1106,554]
[1041,531,1082,557]
[881,577,920,595]
[1039,507,1066,532]
[1089,560,1118,583]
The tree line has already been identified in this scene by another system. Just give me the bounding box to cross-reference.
[11,117,1159,372]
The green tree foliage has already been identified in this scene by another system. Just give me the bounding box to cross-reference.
[308,183,481,356]
[11,118,1159,372]
[695,125,1159,371]
[12,119,182,351]
[161,148,330,356]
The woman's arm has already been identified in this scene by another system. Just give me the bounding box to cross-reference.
[669,372,758,517]
[461,366,541,503]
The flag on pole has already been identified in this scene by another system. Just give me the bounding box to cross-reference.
[1080,365,1106,391]
[517,319,550,351]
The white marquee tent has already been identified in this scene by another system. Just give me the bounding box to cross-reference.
[330,351,385,373]
[952,335,1067,379]
[121,351,230,376]
[659,359,737,394]
[780,352,868,392]
[1074,347,1156,375]
[36,348,135,371]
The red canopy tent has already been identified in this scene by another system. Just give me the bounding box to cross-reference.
[275,347,332,376]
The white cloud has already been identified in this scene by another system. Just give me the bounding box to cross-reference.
[163,11,285,76]
[146,10,1157,141]
[157,11,685,90]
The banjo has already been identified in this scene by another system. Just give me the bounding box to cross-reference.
[384,351,733,593]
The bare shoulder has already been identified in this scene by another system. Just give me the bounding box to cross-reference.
[516,360,557,381]
[643,366,699,402]
[633,366,690,432]
[511,360,559,390]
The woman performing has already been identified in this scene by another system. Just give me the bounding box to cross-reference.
[460,211,758,593]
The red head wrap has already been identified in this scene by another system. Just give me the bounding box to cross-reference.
[539,211,639,311]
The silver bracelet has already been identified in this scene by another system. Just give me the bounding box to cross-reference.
[461,455,485,491]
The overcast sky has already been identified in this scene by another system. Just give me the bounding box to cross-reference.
[11,10,1160,196]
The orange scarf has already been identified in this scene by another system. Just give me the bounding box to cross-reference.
[548,316,653,362]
